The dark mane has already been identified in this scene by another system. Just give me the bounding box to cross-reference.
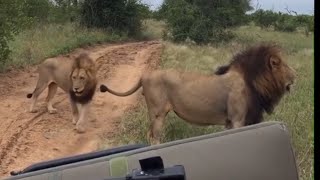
[69,86,96,104]
[216,44,286,125]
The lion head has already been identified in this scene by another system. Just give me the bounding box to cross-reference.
[215,44,296,125]
[69,53,97,104]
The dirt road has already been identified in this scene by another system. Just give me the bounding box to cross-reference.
[0,41,162,177]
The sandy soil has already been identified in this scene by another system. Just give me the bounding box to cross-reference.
[0,40,162,177]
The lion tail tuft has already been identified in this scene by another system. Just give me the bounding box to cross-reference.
[27,93,33,98]
[100,84,108,93]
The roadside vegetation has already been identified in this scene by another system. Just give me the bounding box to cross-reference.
[0,0,152,72]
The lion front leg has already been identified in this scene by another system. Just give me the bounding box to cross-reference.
[75,103,90,133]
[227,90,247,129]
[69,97,79,125]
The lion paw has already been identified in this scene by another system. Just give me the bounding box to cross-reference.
[72,118,78,125]
[90,117,97,122]
[76,125,86,133]
[29,109,38,113]
[48,108,57,114]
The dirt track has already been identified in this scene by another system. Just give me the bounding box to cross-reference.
[0,41,162,177]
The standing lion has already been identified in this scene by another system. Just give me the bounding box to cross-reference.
[99,44,296,145]
[27,53,97,133]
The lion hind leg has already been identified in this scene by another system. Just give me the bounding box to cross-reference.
[46,82,58,114]
[146,103,171,145]
[147,114,166,145]
[28,76,49,113]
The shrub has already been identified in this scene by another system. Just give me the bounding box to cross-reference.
[251,10,278,29]
[80,0,146,36]
[159,0,251,44]
[0,0,31,64]
[274,13,298,32]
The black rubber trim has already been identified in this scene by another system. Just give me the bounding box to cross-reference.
[10,144,147,176]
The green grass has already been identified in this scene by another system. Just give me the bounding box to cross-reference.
[233,25,314,53]
[3,23,127,72]
[112,24,314,180]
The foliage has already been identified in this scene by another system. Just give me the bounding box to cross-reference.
[22,0,51,24]
[250,9,314,33]
[0,0,31,64]
[295,14,314,32]
[0,0,81,64]
[80,0,148,36]
[158,0,252,44]
[48,0,81,23]
[274,13,298,32]
[3,23,126,72]
[251,9,278,29]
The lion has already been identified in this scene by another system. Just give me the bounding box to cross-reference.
[99,44,296,144]
[27,53,97,133]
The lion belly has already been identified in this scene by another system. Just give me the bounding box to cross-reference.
[166,76,229,126]
[41,57,74,92]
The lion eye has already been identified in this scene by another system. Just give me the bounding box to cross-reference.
[72,76,76,79]
[80,76,85,80]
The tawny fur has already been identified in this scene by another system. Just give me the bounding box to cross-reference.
[100,44,296,145]
[27,53,97,133]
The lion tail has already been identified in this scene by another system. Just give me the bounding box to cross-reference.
[100,79,142,97]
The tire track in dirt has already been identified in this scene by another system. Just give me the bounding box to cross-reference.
[0,40,162,177]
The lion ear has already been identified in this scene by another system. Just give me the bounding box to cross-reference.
[270,56,280,69]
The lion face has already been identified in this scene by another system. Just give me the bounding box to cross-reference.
[71,68,89,96]
[270,56,296,92]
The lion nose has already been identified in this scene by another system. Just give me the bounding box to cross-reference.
[74,87,79,91]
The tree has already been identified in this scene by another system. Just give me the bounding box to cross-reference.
[159,0,252,44]
[0,0,31,64]
[22,0,51,23]
[251,9,278,29]
[80,0,146,36]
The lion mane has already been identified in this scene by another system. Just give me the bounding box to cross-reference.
[69,53,97,104]
[214,44,292,125]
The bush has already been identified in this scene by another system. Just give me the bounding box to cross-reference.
[251,10,278,29]
[22,0,51,23]
[0,0,79,64]
[274,13,298,32]
[159,0,252,44]
[0,0,31,64]
[295,14,314,33]
[80,0,146,36]
[47,1,81,23]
